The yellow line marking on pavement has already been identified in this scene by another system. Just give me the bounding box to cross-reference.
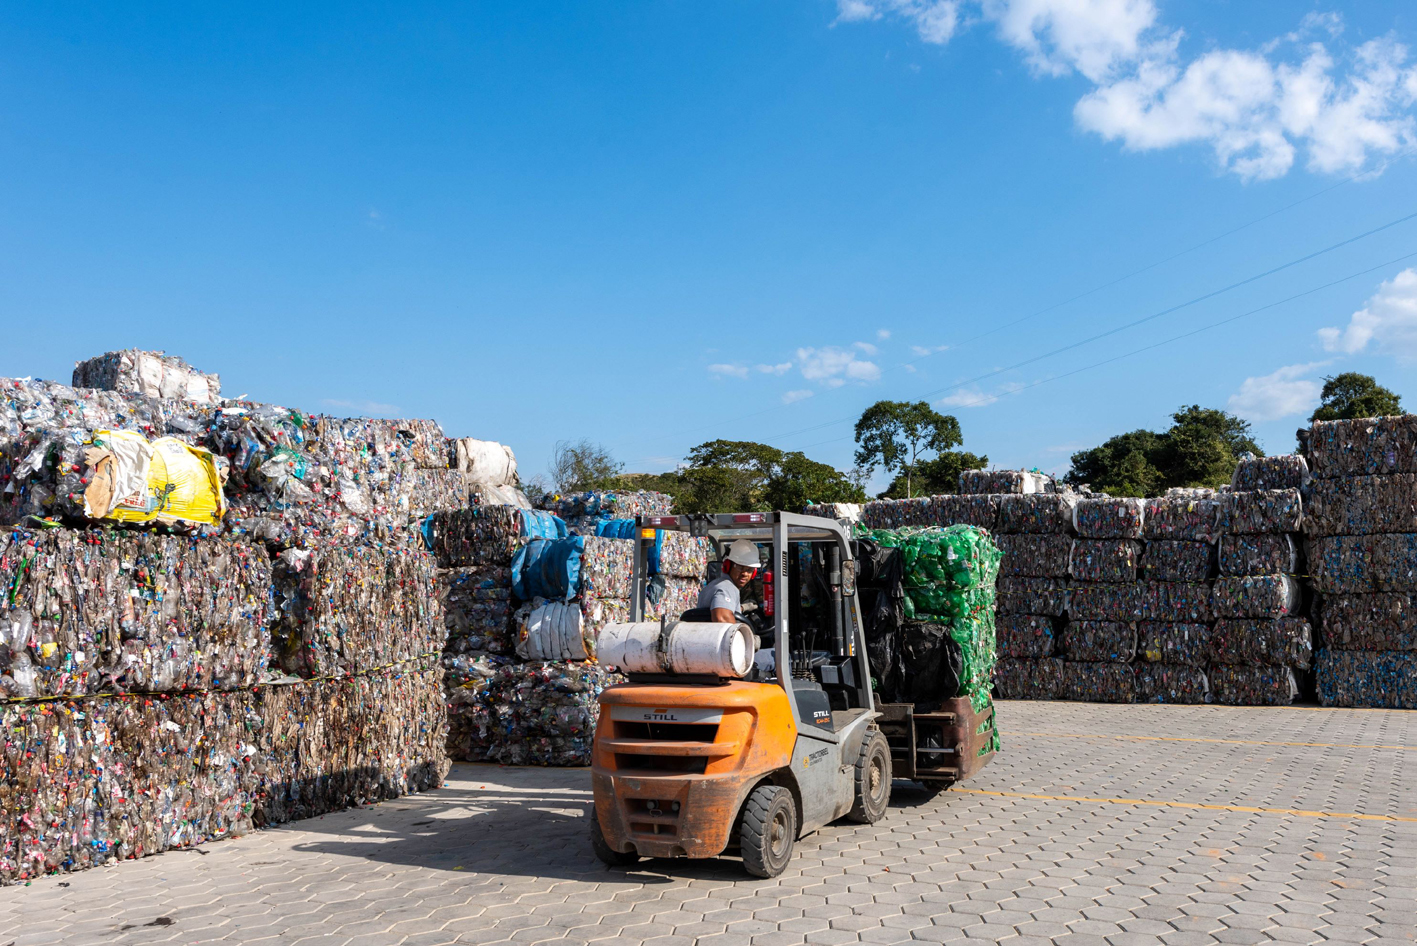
[948,788,1417,823]
[1012,731,1417,752]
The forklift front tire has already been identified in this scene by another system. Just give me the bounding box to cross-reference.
[739,784,797,878]
[847,729,892,824]
[590,815,640,868]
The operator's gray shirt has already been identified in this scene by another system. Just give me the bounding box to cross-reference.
[696,575,741,615]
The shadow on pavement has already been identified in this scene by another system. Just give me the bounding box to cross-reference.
[281,764,949,883]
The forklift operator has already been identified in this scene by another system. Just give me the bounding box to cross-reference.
[697,539,760,623]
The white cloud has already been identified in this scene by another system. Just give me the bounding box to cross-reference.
[782,389,815,404]
[796,346,882,386]
[938,386,1000,407]
[910,344,950,356]
[1227,363,1325,421]
[322,398,402,416]
[756,362,793,375]
[707,363,749,379]
[837,1,962,43]
[1318,267,1417,360]
[854,340,879,354]
[838,4,1417,180]
[877,328,892,340]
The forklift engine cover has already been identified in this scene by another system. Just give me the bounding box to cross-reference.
[592,681,797,858]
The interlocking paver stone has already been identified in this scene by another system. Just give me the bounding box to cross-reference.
[2,702,1413,946]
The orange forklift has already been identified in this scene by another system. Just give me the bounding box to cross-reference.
[588,511,891,877]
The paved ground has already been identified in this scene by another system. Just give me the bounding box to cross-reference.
[3,701,1415,946]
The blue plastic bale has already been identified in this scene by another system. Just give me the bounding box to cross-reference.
[511,536,584,601]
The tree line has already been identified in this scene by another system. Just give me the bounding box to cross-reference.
[541,372,1402,508]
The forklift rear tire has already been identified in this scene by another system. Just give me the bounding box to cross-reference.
[590,816,640,868]
[739,785,797,878]
[847,729,892,824]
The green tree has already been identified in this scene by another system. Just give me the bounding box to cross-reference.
[1064,407,1261,497]
[618,440,865,514]
[854,401,977,498]
[879,450,989,499]
[548,439,623,493]
[1309,373,1403,422]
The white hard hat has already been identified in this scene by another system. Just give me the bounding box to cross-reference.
[725,539,761,569]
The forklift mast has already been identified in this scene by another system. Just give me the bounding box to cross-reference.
[628,511,877,732]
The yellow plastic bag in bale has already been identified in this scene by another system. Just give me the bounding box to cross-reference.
[86,430,227,525]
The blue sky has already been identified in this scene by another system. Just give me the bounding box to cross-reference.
[4,2,1417,492]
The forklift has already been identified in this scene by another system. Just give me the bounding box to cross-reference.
[588,511,888,877]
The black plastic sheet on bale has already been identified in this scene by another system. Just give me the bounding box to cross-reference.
[1074,498,1144,539]
[1067,581,1144,621]
[997,614,1056,658]
[1308,415,1417,478]
[1137,622,1211,667]
[1210,665,1298,706]
[1135,664,1211,703]
[958,470,1052,494]
[270,541,446,678]
[1059,661,1135,702]
[1218,489,1303,535]
[996,493,1076,534]
[891,623,965,712]
[1303,474,1417,537]
[1231,454,1310,491]
[1315,649,1417,707]
[1068,539,1142,583]
[1218,534,1301,577]
[1211,575,1302,619]
[1140,540,1216,582]
[1141,495,1219,541]
[997,577,1069,616]
[0,528,271,699]
[1317,593,1417,651]
[441,565,514,655]
[1139,582,1212,622]
[993,657,1062,700]
[996,534,1073,578]
[1058,621,1136,662]
[1208,618,1313,669]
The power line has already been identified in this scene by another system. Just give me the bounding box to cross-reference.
[747,207,1417,448]
[619,158,1415,463]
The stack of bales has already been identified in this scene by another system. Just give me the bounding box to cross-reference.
[1,352,459,884]
[1209,458,1310,705]
[988,489,1074,701]
[429,498,710,766]
[858,464,1317,706]
[1133,490,1219,704]
[1305,417,1417,708]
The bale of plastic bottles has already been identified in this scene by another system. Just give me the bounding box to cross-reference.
[1134,664,1210,703]
[1141,495,1219,541]
[1139,540,1215,582]
[1211,575,1302,619]
[996,614,1056,658]
[1068,539,1142,583]
[1231,454,1309,491]
[441,565,515,655]
[1315,650,1417,707]
[424,506,565,569]
[997,577,1069,616]
[1074,498,1144,539]
[1307,415,1417,477]
[1059,661,1135,703]
[993,657,1062,700]
[1136,622,1210,668]
[996,493,1076,534]
[1210,665,1298,705]
[1218,534,1300,576]
[958,470,1051,494]
[0,527,271,699]
[1208,618,1312,669]
[1317,593,1417,651]
[1058,621,1136,662]
[269,541,445,678]
[997,534,1072,578]
[1305,474,1417,536]
[1218,489,1303,535]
